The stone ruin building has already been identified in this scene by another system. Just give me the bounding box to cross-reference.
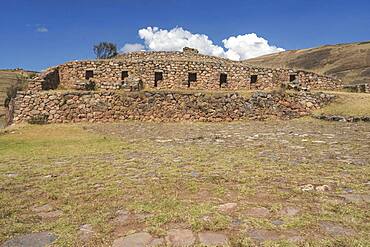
[8,47,342,124]
[28,47,342,92]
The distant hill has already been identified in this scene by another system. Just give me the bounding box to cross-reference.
[245,41,370,85]
[0,69,37,118]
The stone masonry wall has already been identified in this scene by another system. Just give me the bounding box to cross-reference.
[10,90,334,124]
[54,49,342,91]
[57,60,341,91]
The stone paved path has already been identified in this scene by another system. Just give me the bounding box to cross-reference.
[90,120,370,166]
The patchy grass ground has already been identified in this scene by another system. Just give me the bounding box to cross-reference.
[0,119,369,246]
[314,91,370,117]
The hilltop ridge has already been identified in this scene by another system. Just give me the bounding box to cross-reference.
[245,41,370,84]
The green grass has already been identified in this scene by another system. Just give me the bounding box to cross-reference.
[0,120,369,246]
[314,91,370,116]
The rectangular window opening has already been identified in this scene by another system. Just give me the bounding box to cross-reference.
[122,71,129,80]
[188,73,197,87]
[250,75,258,84]
[154,71,163,87]
[289,74,297,82]
[85,70,94,80]
[220,73,227,87]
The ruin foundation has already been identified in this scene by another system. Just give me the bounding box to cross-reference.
[10,90,335,124]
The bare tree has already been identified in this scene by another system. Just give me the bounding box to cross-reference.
[93,42,118,59]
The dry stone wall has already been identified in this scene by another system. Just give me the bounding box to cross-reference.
[45,48,342,91]
[10,90,334,124]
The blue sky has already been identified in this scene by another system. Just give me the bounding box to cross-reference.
[1,0,369,71]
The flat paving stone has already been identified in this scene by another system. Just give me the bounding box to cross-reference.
[78,224,95,242]
[31,204,53,213]
[245,207,270,218]
[1,232,57,247]
[247,229,303,243]
[113,210,130,224]
[5,173,18,177]
[198,232,229,246]
[31,204,62,219]
[278,207,300,217]
[247,229,280,242]
[320,221,355,237]
[37,210,63,219]
[165,229,195,247]
[339,194,370,203]
[112,232,163,247]
[217,203,237,213]
[271,219,284,226]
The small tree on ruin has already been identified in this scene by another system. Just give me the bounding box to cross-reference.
[93,42,118,59]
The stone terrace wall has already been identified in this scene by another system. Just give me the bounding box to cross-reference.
[10,90,334,124]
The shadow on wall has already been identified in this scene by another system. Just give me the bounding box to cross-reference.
[41,68,60,90]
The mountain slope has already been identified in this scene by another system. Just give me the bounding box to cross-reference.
[245,41,370,84]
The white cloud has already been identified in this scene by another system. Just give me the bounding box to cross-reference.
[121,27,285,61]
[121,43,145,53]
[223,33,285,60]
[137,27,225,57]
[36,27,48,33]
